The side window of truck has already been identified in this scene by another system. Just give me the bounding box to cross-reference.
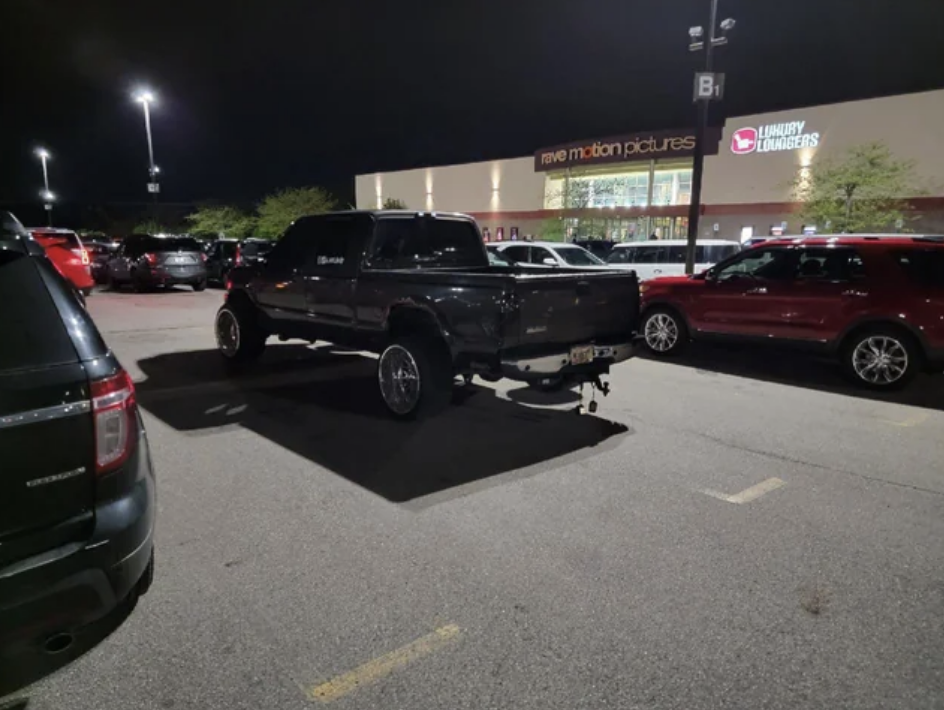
[266,219,317,272]
[301,214,372,277]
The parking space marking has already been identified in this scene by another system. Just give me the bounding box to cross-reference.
[882,412,929,428]
[303,624,462,703]
[703,477,786,504]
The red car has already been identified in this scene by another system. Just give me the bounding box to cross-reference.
[639,235,944,389]
[30,227,95,296]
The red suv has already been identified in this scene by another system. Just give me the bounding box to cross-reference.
[639,235,944,389]
[30,228,95,296]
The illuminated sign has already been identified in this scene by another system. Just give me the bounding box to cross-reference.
[535,128,721,171]
[731,121,820,155]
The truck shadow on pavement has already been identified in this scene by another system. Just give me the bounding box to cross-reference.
[133,346,629,503]
[642,341,944,411]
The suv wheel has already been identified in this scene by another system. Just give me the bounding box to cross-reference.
[642,307,687,356]
[378,337,452,419]
[844,327,918,389]
[215,302,267,364]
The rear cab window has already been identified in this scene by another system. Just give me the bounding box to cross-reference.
[368,216,486,269]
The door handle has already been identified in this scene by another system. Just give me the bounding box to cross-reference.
[745,287,767,295]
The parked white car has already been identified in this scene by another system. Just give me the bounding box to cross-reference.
[493,241,611,269]
[604,239,741,280]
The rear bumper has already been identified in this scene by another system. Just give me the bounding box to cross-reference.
[141,266,207,285]
[501,339,635,379]
[0,429,156,652]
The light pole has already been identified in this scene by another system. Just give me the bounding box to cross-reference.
[36,148,54,226]
[133,89,159,203]
[684,1,735,274]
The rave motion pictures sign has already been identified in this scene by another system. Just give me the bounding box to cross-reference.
[534,128,722,172]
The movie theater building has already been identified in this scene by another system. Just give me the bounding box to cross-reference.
[356,89,944,242]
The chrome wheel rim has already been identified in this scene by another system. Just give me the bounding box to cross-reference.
[216,309,240,358]
[645,313,679,352]
[379,345,421,415]
[852,336,908,385]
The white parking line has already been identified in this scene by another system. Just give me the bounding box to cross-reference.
[703,477,786,504]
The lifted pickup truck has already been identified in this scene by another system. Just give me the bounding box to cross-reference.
[216,211,639,418]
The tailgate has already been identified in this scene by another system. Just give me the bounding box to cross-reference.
[512,271,639,348]
[0,366,96,564]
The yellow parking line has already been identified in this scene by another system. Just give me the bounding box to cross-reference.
[304,624,461,703]
[883,412,929,428]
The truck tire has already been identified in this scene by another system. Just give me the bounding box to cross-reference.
[841,326,918,390]
[215,301,267,365]
[378,337,452,419]
[641,306,688,356]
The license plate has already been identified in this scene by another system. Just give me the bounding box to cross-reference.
[570,344,594,365]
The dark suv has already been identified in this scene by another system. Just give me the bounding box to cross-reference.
[105,234,207,291]
[639,235,944,389]
[0,212,156,662]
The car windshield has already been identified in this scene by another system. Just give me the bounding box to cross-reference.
[554,246,604,266]
[144,236,201,252]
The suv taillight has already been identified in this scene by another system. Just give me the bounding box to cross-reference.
[80,248,90,265]
[143,253,158,265]
[91,370,137,475]
[234,245,243,266]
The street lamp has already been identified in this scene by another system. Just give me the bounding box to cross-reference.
[35,147,53,226]
[133,88,160,201]
[684,0,735,275]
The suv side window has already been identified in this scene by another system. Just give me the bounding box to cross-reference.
[796,247,866,281]
[633,246,665,264]
[607,247,633,264]
[893,249,944,287]
[502,245,531,264]
[530,246,555,265]
[714,247,795,281]
[0,252,78,372]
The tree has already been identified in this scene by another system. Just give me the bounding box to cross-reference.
[382,197,408,210]
[185,205,256,239]
[134,219,169,234]
[793,142,922,233]
[255,186,337,239]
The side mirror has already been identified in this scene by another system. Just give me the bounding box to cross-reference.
[542,258,557,266]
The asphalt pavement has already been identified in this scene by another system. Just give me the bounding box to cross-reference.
[5,286,944,710]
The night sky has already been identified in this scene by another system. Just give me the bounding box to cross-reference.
[2,0,943,212]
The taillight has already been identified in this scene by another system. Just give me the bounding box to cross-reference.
[200,252,207,262]
[234,245,243,266]
[91,370,137,475]
[80,248,90,265]
[144,253,158,265]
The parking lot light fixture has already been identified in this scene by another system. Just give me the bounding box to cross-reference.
[133,88,159,201]
[36,147,53,226]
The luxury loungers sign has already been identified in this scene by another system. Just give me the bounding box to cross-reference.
[535,128,722,172]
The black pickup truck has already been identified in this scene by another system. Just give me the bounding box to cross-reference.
[216,211,639,418]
